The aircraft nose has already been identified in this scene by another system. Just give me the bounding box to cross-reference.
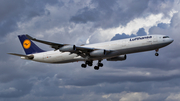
[171,38,174,42]
[169,38,174,43]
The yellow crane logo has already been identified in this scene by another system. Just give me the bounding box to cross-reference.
[23,39,31,49]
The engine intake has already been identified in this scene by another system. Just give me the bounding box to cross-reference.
[107,55,127,61]
[59,45,76,52]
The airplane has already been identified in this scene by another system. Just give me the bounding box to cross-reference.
[8,34,173,70]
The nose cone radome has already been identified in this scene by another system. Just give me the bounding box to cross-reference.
[169,38,174,43]
[166,38,174,45]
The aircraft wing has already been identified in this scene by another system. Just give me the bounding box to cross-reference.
[26,34,69,50]
[25,35,101,57]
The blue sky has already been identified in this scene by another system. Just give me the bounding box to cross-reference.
[0,0,180,101]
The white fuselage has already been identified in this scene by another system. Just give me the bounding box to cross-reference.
[24,35,173,63]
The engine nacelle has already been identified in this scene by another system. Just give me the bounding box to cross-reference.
[59,45,76,52]
[107,55,127,61]
[90,49,107,57]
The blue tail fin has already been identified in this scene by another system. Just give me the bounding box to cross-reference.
[18,35,45,55]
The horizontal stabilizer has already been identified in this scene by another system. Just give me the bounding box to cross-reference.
[8,53,34,59]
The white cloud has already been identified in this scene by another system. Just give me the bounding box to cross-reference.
[92,10,177,42]
[2,0,180,101]
[166,93,180,101]
[102,94,111,99]
[102,92,150,101]
[0,87,17,94]
[119,92,149,101]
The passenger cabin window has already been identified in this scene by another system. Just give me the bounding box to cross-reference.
[163,36,169,38]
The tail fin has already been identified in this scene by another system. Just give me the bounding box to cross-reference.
[18,35,45,55]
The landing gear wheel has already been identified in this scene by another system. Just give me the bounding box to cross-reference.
[81,64,87,68]
[86,61,93,66]
[155,53,159,56]
[94,66,99,70]
[88,63,93,66]
[98,63,103,67]
[155,49,159,56]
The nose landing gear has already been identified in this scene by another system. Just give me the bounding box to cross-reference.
[155,53,159,56]
[155,49,159,56]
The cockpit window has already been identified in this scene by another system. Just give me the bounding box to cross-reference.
[163,36,169,38]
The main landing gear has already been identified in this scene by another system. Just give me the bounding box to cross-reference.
[81,60,103,70]
[81,60,93,68]
[155,49,159,56]
[94,60,103,70]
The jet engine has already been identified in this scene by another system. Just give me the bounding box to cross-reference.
[59,45,76,52]
[107,55,127,61]
[90,49,107,57]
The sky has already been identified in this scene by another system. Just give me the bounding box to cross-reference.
[0,0,180,101]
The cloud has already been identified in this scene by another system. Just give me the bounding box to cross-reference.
[111,33,136,41]
[70,0,175,29]
[0,0,59,38]
[0,0,180,101]
[0,79,32,98]
[111,28,147,41]
[166,93,180,101]
[119,92,149,101]
[157,23,170,29]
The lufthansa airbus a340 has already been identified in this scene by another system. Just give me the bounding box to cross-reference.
[8,34,173,70]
